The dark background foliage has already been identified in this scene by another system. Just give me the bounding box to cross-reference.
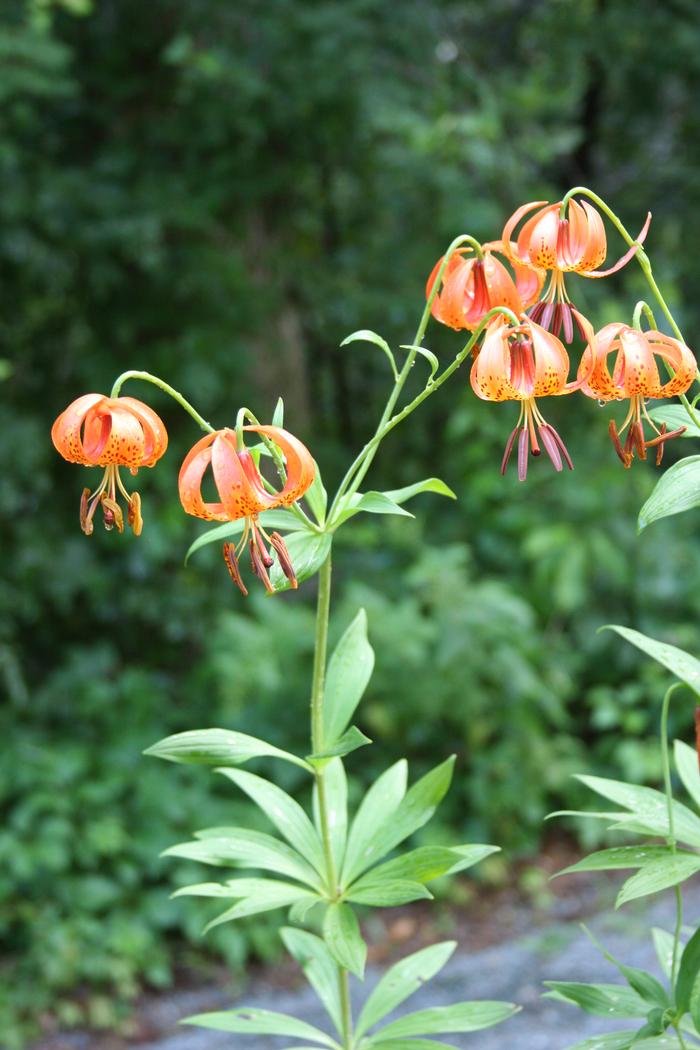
[3,0,700,1043]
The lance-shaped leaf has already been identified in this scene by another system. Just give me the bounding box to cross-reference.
[575,775,700,847]
[676,926,700,1024]
[144,728,311,772]
[343,757,455,884]
[398,342,440,379]
[173,877,319,930]
[162,829,321,888]
[217,768,326,876]
[312,758,347,872]
[382,478,456,504]
[367,1040,461,1049]
[543,981,647,1018]
[281,928,342,1035]
[304,463,328,525]
[341,761,408,885]
[269,531,332,593]
[182,1006,336,1046]
[563,1033,638,1050]
[350,844,498,891]
[308,726,372,764]
[356,941,457,1039]
[638,455,700,530]
[322,609,375,747]
[555,846,680,878]
[346,879,432,906]
[371,1000,518,1039]
[603,625,700,699]
[334,491,416,527]
[675,740,700,810]
[652,927,677,979]
[616,853,700,907]
[648,403,700,438]
[323,902,366,979]
[340,329,398,381]
[184,509,300,564]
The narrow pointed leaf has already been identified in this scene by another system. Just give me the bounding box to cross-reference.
[638,455,700,530]
[162,829,321,888]
[604,625,700,699]
[356,941,457,1038]
[575,775,700,847]
[182,1006,335,1045]
[555,846,676,878]
[674,926,700,1016]
[341,329,398,381]
[308,726,372,763]
[269,531,332,593]
[368,1041,461,1049]
[346,879,432,906]
[341,761,408,884]
[675,740,700,811]
[322,609,375,747]
[304,463,328,524]
[382,478,456,504]
[144,728,311,771]
[334,491,416,526]
[399,343,440,379]
[217,768,325,875]
[203,880,318,929]
[351,844,498,890]
[563,1034,637,1050]
[542,982,647,1018]
[272,397,284,426]
[184,510,299,564]
[652,927,676,979]
[373,1000,518,1039]
[323,902,366,979]
[312,758,347,871]
[281,928,342,1035]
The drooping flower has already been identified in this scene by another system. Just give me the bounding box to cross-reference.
[578,323,697,467]
[178,425,315,594]
[471,313,595,480]
[51,393,168,535]
[502,198,651,343]
[426,240,543,332]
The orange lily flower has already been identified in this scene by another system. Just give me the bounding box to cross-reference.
[503,199,651,342]
[578,323,697,467]
[471,313,594,480]
[426,240,544,332]
[51,393,168,535]
[178,424,315,595]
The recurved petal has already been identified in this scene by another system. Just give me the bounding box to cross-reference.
[576,201,607,272]
[244,425,316,506]
[212,431,268,518]
[482,253,523,317]
[178,431,229,520]
[528,320,570,396]
[82,403,146,468]
[437,256,477,329]
[118,396,168,466]
[579,322,627,399]
[586,212,652,278]
[614,327,661,396]
[525,205,562,270]
[501,200,549,263]
[470,321,520,401]
[51,393,105,463]
[649,332,698,397]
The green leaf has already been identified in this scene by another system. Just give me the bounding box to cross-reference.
[269,531,332,593]
[555,846,678,878]
[399,342,440,379]
[617,854,700,907]
[272,397,284,426]
[304,463,328,525]
[675,925,700,1017]
[356,941,457,1038]
[322,902,366,979]
[604,625,700,699]
[543,981,647,1018]
[350,844,497,891]
[217,768,325,875]
[173,877,318,929]
[144,728,311,771]
[184,510,300,564]
[563,1034,637,1050]
[322,609,375,747]
[341,329,398,381]
[333,490,415,527]
[675,740,700,810]
[648,403,700,437]
[346,878,432,906]
[638,455,700,530]
[162,829,321,888]
[652,927,676,979]
[182,1006,335,1046]
[343,757,456,884]
[382,478,457,504]
[341,761,407,885]
[312,758,347,872]
[308,725,372,763]
[280,928,342,1035]
[368,1041,461,1049]
[576,775,700,847]
[373,1001,518,1039]
[578,926,670,1009]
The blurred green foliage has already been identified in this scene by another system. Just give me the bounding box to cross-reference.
[3,0,700,1044]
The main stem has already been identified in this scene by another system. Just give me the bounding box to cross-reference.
[110,370,215,433]
[309,552,353,1049]
[660,684,683,986]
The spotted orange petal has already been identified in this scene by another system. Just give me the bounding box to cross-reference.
[51,393,106,464]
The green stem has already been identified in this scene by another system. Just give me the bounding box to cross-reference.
[309,553,353,1049]
[561,187,700,427]
[660,682,683,984]
[632,300,658,331]
[329,233,486,515]
[110,370,215,433]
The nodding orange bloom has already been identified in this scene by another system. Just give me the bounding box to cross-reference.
[51,394,167,536]
[426,240,544,332]
[178,425,315,595]
[471,313,594,481]
[503,199,651,343]
[578,323,697,468]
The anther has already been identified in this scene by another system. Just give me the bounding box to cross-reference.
[223,542,249,596]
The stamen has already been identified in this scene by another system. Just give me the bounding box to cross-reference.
[517,427,529,482]
[268,532,298,588]
[608,420,632,468]
[80,487,93,536]
[223,542,249,596]
[500,425,520,476]
[529,302,545,324]
[632,420,647,461]
[561,303,574,344]
[101,495,124,533]
[127,492,143,535]
[573,308,589,342]
[249,539,275,594]
[538,424,563,472]
[644,424,686,449]
[251,522,274,568]
[552,303,562,338]
[541,302,554,331]
[546,424,574,471]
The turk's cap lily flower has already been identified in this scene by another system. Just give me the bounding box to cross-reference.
[426,240,543,332]
[471,314,596,481]
[578,323,698,467]
[503,198,651,279]
[179,424,315,594]
[51,393,168,535]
